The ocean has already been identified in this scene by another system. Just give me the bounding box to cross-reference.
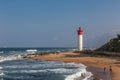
[0,48,93,80]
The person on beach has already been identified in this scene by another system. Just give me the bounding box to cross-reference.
[81,73,84,77]
[81,73,85,78]
[109,66,112,72]
[104,67,106,72]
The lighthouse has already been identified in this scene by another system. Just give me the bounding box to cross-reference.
[77,27,83,51]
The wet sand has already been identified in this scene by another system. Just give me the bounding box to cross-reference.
[87,66,112,80]
[25,51,120,80]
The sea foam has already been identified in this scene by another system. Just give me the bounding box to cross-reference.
[0,55,22,62]
[65,68,93,80]
[0,72,5,77]
[26,49,38,53]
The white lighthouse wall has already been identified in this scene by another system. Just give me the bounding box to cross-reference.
[78,35,83,51]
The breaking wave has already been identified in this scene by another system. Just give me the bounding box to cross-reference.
[0,55,22,63]
[65,68,92,80]
[26,49,38,53]
[0,48,93,80]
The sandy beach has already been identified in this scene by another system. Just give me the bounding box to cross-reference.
[26,51,120,80]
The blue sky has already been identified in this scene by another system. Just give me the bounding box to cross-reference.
[0,0,120,48]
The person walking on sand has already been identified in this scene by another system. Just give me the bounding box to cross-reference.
[104,67,106,72]
[109,66,112,80]
[109,66,112,72]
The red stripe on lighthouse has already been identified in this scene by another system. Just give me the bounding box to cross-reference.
[77,27,83,35]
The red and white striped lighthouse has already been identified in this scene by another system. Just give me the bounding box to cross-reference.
[77,27,83,51]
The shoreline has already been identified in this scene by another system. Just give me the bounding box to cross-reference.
[24,51,120,80]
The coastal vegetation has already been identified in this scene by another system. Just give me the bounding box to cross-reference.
[82,34,120,57]
[97,34,120,52]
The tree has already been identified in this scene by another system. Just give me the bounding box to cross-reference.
[117,34,120,39]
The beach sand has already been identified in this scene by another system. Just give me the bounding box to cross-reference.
[26,51,120,80]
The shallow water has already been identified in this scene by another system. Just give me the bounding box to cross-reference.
[0,59,92,80]
[0,48,92,80]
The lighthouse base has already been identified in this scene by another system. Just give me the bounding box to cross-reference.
[74,50,84,53]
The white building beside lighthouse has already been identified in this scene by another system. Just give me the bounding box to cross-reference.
[77,27,83,51]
